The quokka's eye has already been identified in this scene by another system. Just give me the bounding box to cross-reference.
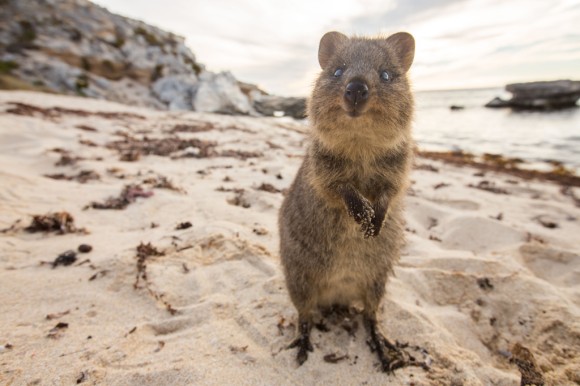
[334,68,343,77]
[380,71,390,81]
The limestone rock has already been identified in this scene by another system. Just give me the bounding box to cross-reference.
[192,72,253,115]
[484,97,510,108]
[0,0,299,116]
[486,80,580,110]
[253,95,307,119]
[152,74,199,111]
[0,0,204,109]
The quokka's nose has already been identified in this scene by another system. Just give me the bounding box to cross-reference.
[344,81,369,105]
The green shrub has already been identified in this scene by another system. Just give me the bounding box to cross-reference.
[134,27,161,46]
[151,64,163,82]
[75,74,89,95]
[18,20,36,43]
[0,61,19,74]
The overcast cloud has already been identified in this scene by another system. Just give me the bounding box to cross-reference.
[93,0,580,96]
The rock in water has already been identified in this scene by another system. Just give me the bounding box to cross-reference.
[485,97,511,108]
[485,80,580,110]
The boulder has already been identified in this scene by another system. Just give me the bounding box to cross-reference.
[484,97,510,108]
[253,96,307,119]
[192,72,253,115]
[485,80,580,110]
[152,74,198,111]
[238,81,268,103]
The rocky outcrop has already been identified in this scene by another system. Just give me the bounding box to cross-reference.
[253,95,307,119]
[485,80,580,110]
[0,0,261,115]
[192,72,253,115]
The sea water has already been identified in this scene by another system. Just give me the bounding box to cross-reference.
[414,88,580,173]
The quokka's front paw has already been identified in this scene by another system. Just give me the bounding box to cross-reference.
[364,222,381,238]
[346,196,375,238]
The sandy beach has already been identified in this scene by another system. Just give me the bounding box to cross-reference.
[0,90,579,385]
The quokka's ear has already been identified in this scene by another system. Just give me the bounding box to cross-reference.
[385,32,415,73]
[318,31,348,69]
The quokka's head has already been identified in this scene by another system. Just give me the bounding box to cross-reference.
[309,31,415,129]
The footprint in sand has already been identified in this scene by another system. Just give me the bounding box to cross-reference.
[431,198,480,211]
[440,216,525,253]
[519,243,580,287]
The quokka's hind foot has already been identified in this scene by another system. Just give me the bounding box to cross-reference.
[364,316,407,372]
[287,321,313,366]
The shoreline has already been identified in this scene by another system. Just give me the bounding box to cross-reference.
[417,149,580,188]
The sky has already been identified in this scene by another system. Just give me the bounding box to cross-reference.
[92,0,580,96]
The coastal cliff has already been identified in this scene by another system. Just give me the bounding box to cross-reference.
[0,0,279,115]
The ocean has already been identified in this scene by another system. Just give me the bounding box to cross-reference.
[413,88,580,173]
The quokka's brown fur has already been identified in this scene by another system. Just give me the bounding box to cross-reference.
[278,30,416,371]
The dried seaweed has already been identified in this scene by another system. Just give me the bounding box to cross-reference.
[47,322,69,339]
[55,153,83,167]
[51,250,77,268]
[229,345,248,354]
[415,163,439,172]
[323,353,349,364]
[76,371,87,384]
[142,175,185,193]
[252,227,268,235]
[75,125,98,132]
[88,270,108,281]
[175,222,192,230]
[133,242,177,315]
[534,216,558,229]
[433,182,450,190]
[107,133,262,161]
[492,212,504,221]
[477,277,494,291]
[79,139,98,147]
[468,180,509,195]
[119,150,140,162]
[218,149,263,160]
[154,340,166,353]
[216,187,244,193]
[6,102,145,120]
[256,183,281,193]
[134,242,164,288]
[106,167,126,179]
[44,170,101,183]
[86,184,153,210]
[0,219,21,234]
[427,217,438,230]
[220,188,251,208]
[560,186,580,207]
[46,310,70,320]
[510,343,545,386]
[25,212,80,234]
[266,141,283,149]
[419,150,580,187]
[107,135,217,159]
[168,122,215,133]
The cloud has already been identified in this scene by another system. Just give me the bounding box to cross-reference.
[93,0,580,94]
[347,0,466,34]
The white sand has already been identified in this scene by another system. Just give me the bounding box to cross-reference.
[0,91,578,385]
